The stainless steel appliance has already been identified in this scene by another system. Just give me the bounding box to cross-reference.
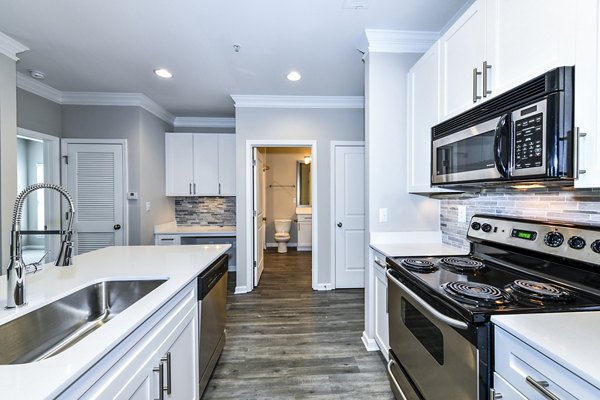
[432,67,575,187]
[198,254,228,396]
[386,215,600,400]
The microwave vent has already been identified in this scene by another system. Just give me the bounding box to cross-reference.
[432,68,568,138]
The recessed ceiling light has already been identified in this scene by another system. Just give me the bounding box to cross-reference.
[287,71,302,81]
[154,68,173,79]
[28,70,46,80]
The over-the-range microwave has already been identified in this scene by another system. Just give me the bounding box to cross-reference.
[431,66,576,188]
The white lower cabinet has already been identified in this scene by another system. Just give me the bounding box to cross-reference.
[372,250,389,359]
[297,214,312,251]
[59,282,199,399]
[493,326,599,400]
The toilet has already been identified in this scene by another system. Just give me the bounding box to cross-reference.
[274,219,292,253]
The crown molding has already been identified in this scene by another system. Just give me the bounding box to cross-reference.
[231,95,364,109]
[174,117,235,128]
[363,29,439,54]
[0,32,28,61]
[16,72,63,102]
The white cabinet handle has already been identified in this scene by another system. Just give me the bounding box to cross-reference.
[374,257,388,269]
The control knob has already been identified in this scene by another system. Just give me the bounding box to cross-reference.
[481,223,492,233]
[544,231,564,248]
[568,236,586,250]
[591,240,600,254]
[471,222,481,231]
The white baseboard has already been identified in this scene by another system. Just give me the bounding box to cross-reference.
[297,246,312,251]
[362,331,379,352]
[266,242,298,248]
[234,285,250,294]
[315,283,333,291]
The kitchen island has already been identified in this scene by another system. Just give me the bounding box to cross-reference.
[0,244,230,399]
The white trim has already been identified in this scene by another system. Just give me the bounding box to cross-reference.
[0,31,28,61]
[60,138,130,247]
[330,141,365,290]
[363,29,439,54]
[232,95,364,109]
[174,117,236,129]
[266,242,298,248]
[245,139,318,292]
[362,331,379,352]
[234,285,250,294]
[16,72,63,103]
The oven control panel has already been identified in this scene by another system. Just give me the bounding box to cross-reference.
[468,215,600,264]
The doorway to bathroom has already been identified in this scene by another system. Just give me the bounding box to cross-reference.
[248,141,316,288]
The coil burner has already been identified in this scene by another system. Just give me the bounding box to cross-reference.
[506,280,575,305]
[401,259,438,273]
[439,257,486,274]
[443,281,513,307]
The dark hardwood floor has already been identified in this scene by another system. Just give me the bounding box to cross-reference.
[203,249,394,399]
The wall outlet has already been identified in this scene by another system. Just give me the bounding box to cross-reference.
[379,208,388,223]
[457,205,467,223]
[145,202,151,212]
[127,192,138,200]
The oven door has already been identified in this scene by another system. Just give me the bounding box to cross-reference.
[387,269,479,400]
[432,114,510,185]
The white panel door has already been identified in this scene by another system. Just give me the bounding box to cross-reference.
[217,134,236,196]
[165,133,195,196]
[486,0,576,97]
[193,134,219,195]
[440,0,486,119]
[65,143,124,255]
[335,145,365,288]
[253,148,266,286]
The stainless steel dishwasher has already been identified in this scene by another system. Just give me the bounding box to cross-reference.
[198,254,228,397]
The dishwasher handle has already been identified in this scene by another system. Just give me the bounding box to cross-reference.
[198,254,229,299]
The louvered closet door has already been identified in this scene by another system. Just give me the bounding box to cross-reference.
[65,143,125,255]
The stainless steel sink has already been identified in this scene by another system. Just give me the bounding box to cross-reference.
[0,279,167,365]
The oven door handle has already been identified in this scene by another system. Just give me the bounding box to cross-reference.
[387,359,409,400]
[386,270,468,330]
[493,113,510,178]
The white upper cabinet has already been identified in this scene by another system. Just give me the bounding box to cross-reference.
[486,0,576,97]
[407,43,461,193]
[439,0,487,119]
[165,133,236,196]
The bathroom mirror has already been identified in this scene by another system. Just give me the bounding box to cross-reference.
[296,161,311,206]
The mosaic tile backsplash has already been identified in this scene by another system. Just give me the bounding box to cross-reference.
[441,188,600,250]
[175,197,236,226]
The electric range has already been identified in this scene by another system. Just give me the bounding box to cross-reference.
[384,214,600,400]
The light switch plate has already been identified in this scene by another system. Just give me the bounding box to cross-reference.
[379,208,388,223]
[127,192,138,200]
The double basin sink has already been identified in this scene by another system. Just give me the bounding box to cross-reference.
[0,279,166,365]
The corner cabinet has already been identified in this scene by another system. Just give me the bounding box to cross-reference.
[165,133,236,196]
[59,282,199,399]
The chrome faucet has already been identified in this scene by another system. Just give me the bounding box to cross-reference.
[6,183,76,309]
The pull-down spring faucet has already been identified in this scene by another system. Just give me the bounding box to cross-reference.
[6,183,76,309]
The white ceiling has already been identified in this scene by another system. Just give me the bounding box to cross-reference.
[0,0,469,118]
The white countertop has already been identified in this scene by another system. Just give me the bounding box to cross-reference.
[369,231,468,257]
[492,312,600,389]
[154,221,236,235]
[0,244,230,399]
[296,207,312,215]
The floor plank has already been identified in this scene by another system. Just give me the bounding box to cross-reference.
[203,249,393,399]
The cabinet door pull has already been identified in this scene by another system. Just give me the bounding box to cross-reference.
[189,183,192,195]
[483,61,492,97]
[473,68,482,103]
[161,352,172,395]
[525,376,561,400]
[219,182,221,195]
[153,361,165,400]
[574,127,587,177]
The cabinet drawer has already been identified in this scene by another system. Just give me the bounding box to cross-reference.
[494,327,599,400]
[155,235,181,246]
[297,214,312,222]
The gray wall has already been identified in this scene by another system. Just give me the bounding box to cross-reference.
[0,53,18,268]
[62,105,174,245]
[17,88,61,137]
[441,188,600,250]
[234,107,364,291]
[365,51,440,235]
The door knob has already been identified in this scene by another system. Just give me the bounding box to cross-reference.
[337,222,342,228]
[114,224,121,230]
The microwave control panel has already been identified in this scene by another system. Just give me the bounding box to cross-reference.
[514,113,543,170]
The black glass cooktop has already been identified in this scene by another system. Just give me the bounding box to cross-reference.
[387,253,600,324]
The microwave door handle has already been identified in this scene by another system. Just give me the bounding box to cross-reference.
[494,113,510,177]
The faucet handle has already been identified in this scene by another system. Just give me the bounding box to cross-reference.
[25,251,50,274]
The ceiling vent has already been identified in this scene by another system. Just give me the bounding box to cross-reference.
[342,0,368,9]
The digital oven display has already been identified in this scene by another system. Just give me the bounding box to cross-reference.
[511,229,537,240]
